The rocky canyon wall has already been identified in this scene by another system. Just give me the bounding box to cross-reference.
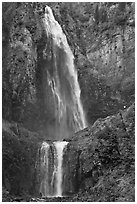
[62,103,135,201]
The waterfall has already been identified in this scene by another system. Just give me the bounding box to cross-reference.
[39,141,68,197]
[42,5,86,140]
[54,141,68,197]
[38,5,87,197]
[39,142,50,196]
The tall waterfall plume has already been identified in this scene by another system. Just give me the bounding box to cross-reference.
[42,5,86,140]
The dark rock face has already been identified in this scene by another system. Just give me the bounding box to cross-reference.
[2,120,42,196]
[63,103,135,201]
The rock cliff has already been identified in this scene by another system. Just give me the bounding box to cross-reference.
[63,103,135,201]
[2,120,42,196]
[2,2,135,201]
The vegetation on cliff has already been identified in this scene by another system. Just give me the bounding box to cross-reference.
[65,103,135,202]
[3,2,135,126]
[2,2,135,201]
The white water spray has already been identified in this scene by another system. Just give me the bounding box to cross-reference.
[43,5,86,134]
[54,141,68,197]
[39,142,50,196]
[39,141,68,197]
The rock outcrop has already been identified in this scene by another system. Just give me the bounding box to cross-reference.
[2,120,43,196]
[63,103,135,201]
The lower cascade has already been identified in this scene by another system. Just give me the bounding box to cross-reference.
[39,141,68,197]
[54,141,68,197]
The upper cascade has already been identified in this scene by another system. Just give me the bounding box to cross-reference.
[41,6,87,139]
[44,6,63,42]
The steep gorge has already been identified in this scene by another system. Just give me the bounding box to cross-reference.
[2,2,135,202]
